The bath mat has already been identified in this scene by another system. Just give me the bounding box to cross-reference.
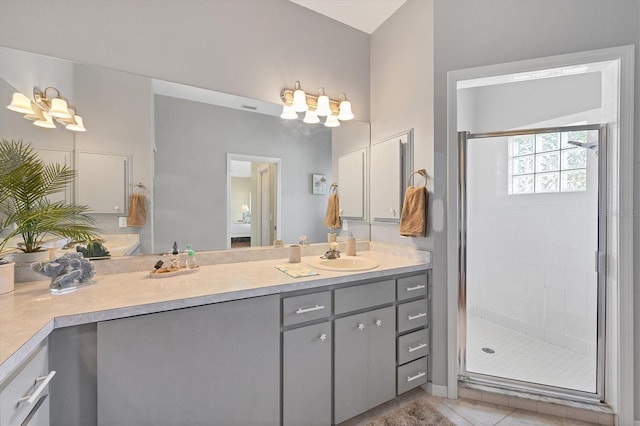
[275,264,319,278]
[367,397,454,426]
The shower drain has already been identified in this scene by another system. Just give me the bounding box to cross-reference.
[481,347,495,354]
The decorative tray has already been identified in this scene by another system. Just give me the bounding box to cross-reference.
[149,266,200,278]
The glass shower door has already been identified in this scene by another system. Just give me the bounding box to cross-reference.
[458,125,606,400]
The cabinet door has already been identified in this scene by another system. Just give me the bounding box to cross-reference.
[283,322,332,426]
[97,295,280,426]
[337,148,365,219]
[334,312,368,424]
[77,152,128,214]
[370,131,412,222]
[367,307,396,409]
[370,138,402,221]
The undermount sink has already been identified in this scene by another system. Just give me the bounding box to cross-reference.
[310,257,379,272]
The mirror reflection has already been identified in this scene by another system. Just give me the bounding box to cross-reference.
[0,46,371,257]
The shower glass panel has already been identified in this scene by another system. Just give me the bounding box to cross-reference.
[460,125,605,398]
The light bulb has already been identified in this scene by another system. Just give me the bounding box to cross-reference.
[48,97,72,119]
[337,100,354,121]
[7,92,35,114]
[291,81,308,112]
[316,89,331,117]
[324,114,340,128]
[66,115,86,132]
[34,111,56,128]
[280,105,297,119]
[303,110,320,124]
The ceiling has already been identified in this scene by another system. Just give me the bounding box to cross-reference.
[289,0,406,34]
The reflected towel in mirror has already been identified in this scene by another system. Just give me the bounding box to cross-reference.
[127,193,147,227]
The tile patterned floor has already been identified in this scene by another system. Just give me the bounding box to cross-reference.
[466,318,596,393]
[339,388,599,426]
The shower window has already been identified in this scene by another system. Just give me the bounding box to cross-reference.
[509,131,588,194]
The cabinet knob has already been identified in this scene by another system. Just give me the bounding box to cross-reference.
[114,206,120,211]
[357,323,365,331]
[390,208,396,216]
[319,333,327,342]
[375,319,382,327]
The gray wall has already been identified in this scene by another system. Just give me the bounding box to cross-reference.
[431,0,640,416]
[73,64,154,253]
[154,95,331,252]
[370,0,435,251]
[0,0,370,121]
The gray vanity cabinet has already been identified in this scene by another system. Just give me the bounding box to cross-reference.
[334,306,396,424]
[282,322,332,426]
[96,295,280,426]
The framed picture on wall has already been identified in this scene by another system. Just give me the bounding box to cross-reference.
[312,174,327,195]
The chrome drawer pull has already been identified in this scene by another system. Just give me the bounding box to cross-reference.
[406,371,426,382]
[319,333,327,342]
[18,370,56,405]
[358,323,365,331]
[407,312,427,321]
[375,319,382,327]
[408,343,427,353]
[296,305,325,314]
[406,284,426,292]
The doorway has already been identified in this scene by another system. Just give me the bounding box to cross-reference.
[446,46,635,422]
[226,154,281,249]
[459,125,606,400]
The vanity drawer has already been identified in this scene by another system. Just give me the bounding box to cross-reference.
[397,356,428,395]
[398,328,429,365]
[0,343,52,426]
[283,291,332,326]
[396,275,427,301]
[334,279,395,315]
[397,299,428,333]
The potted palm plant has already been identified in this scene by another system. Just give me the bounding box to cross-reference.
[0,139,101,292]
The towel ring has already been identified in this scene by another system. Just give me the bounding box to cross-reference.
[132,182,149,195]
[407,169,427,187]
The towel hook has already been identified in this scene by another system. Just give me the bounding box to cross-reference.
[132,182,149,194]
[329,183,338,194]
[407,169,427,187]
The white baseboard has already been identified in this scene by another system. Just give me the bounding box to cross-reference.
[425,382,448,397]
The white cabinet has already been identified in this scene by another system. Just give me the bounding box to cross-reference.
[338,148,366,219]
[76,152,129,214]
[33,148,72,204]
[370,131,413,222]
[0,343,52,426]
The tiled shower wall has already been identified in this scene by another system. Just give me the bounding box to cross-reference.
[466,137,598,359]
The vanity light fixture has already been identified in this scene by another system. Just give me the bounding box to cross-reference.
[6,86,87,132]
[280,81,354,127]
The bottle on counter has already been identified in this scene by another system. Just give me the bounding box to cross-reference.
[185,244,198,269]
[346,232,356,256]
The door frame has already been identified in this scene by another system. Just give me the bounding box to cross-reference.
[445,45,634,424]
[226,153,281,249]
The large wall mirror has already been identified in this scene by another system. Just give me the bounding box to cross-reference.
[0,46,370,257]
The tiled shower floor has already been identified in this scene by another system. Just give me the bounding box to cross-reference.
[466,318,596,393]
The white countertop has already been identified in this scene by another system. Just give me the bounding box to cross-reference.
[0,251,428,383]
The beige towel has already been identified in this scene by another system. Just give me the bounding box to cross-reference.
[399,186,428,237]
[127,193,147,227]
[324,193,342,229]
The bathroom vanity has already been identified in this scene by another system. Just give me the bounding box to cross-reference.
[0,251,430,426]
